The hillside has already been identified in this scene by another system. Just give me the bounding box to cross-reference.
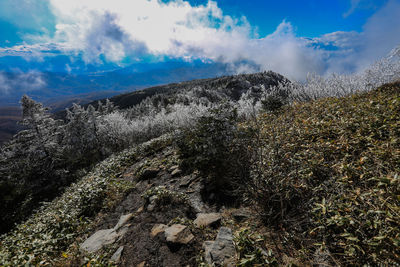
[0,71,288,235]
[1,81,399,266]
[100,71,287,109]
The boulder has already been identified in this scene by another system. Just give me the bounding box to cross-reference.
[164,224,194,244]
[204,227,235,266]
[194,213,221,228]
[80,214,133,253]
[80,229,119,253]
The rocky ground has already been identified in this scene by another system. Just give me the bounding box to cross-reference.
[67,143,288,266]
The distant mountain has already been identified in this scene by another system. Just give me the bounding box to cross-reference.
[0,60,256,144]
[93,71,287,110]
[0,60,234,106]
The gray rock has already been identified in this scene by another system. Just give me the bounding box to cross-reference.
[164,224,194,244]
[194,213,221,228]
[110,246,124,262]
[80,214,132,253]
[204,227,235,266]
[147,195,158,211]
[114,213,133,230]
[80,229,119,253]
[179,175,196,188]
[187,182,207,213]
[203,241,215,264]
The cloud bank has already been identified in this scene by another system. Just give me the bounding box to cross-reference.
[315,0,400,74]
[0,71,46,94]
[1,0,400,81]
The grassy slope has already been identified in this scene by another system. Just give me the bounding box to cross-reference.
[248,81,400,265]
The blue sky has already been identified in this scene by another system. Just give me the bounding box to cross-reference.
[0,0,388,45]
[187,0,385,37]
[0,0,399,81]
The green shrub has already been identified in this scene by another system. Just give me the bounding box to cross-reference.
[247,82,400,265]
[176,103,252,202]
[234,228,278,266]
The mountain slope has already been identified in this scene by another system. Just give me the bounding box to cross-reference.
[92,71,287,109]
[1,81,398,266]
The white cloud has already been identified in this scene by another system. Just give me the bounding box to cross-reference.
[1,0,399,81]
[38,0,324,80]
[315,0,400,74]
[0,70,46,94]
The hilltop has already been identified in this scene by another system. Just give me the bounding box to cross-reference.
[1,79,399,266]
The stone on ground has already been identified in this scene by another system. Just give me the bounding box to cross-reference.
[151,224,168,237]
[80,214,133,253]
[80,229,119,253]
[110,246,124,263]
[164,224,194,244]
[194,213,221,228]
[204,227,235,266]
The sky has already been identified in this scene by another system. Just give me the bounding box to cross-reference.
[0,0,399,84]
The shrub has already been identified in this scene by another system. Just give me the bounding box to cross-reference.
[176,103,253,202]
[234,228,278,266]
[246,82,400,265]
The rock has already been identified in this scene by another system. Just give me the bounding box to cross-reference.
[136,206,144,213]
[114,213,133,230]
[194,213,221,228]
[147,195,158,211]
[151,224,168,237]
[171,168,182,177]
[139,168,159,180]
[169,165,179,171]
[187,182,207,213]
[80,214,132,253]
[80,229,119,253]
[164,224,194,244]
[110,246,124,263]
[203,241,215,264]
[204,227,235,266]
[179,175,196,188]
